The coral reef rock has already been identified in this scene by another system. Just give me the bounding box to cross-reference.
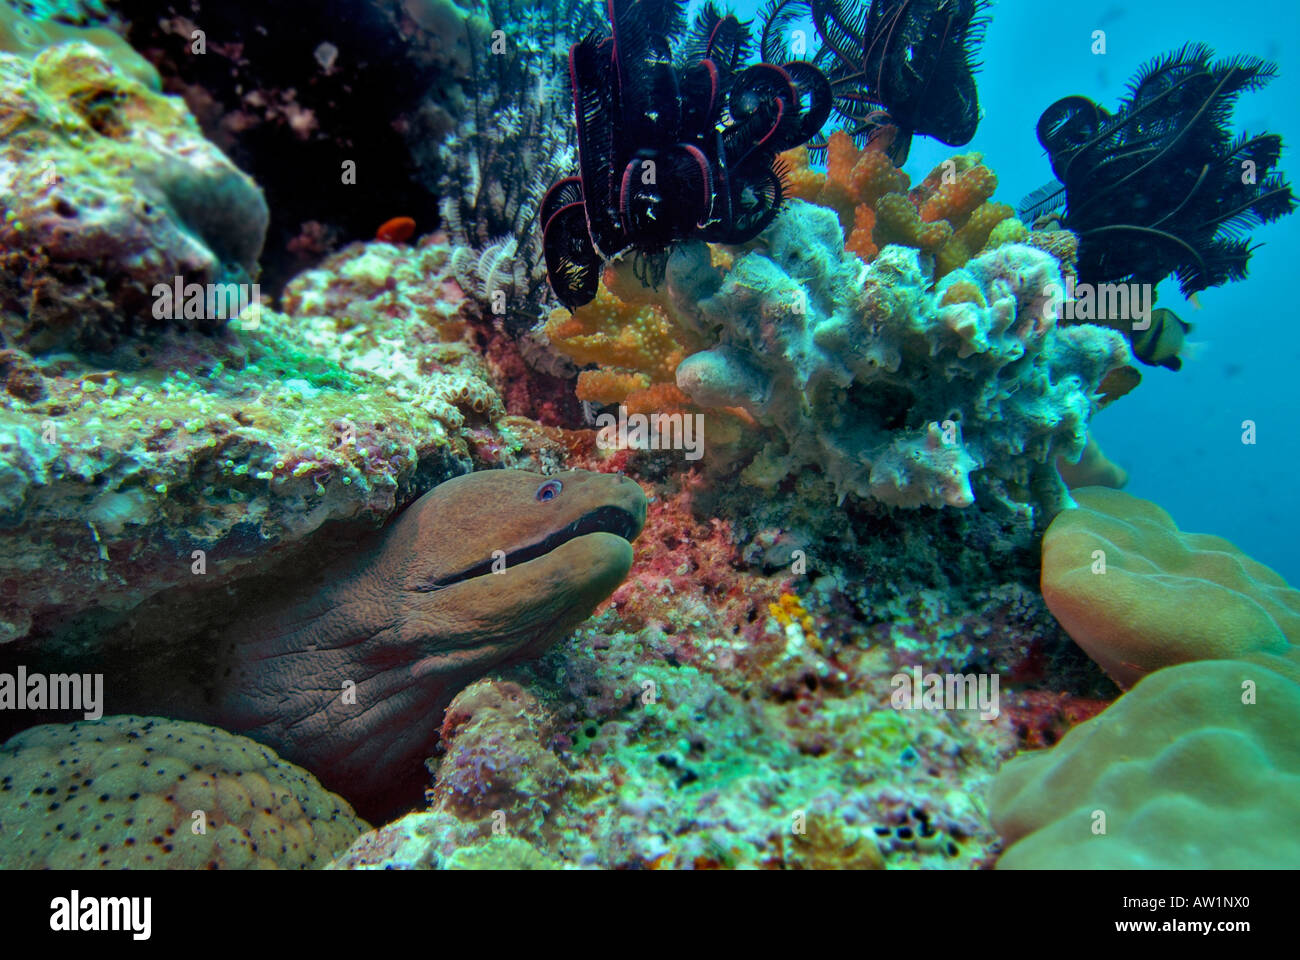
[0,42,268,353]
[0,235,507,645]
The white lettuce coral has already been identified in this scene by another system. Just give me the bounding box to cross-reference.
[674,201,1136,513]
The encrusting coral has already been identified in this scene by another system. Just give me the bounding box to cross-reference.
[672,200,1138,514]
[324,466,1077,871]
[0,715,367,869]
[1041,487,1300,688]
[991,659,1300,869]
[426,679,569,830]
[0,0,157,88]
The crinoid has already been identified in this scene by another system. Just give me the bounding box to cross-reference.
[758,0,989,164]
[540,0,831,309]
[1028,43,1295,297]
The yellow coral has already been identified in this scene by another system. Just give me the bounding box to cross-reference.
[575,369,650,405]
[918,160,997,227]
[939,279,986,308]
[984,217,1029,251]
[874,193,952,254]
[769,593,815,634]
[544,286,695,384]
[953,202,1013,253]
[780,145,826,202]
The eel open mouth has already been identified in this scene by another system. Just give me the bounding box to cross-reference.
[419,504,643,591]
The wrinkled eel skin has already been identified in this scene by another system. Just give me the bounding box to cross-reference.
[196,469,646,820]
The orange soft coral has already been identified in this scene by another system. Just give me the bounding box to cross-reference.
[846,204,878,262]
[544,286,697,384]
[874,193,952,254]
[781,145,826,203]
[782,131,909,235]
[576,369,652,405]
[783,136,1017,278]
[624,381,693,416]
[911,154,997,226]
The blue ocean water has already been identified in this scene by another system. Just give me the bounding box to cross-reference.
[719,0,1300,582]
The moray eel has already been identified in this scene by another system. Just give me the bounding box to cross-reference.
[194,469,646,821]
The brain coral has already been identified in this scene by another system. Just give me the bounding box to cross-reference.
[674,200,1137,513]
[1041,487,1300,688]
[991,659,1300,868]
[0,715,368,869]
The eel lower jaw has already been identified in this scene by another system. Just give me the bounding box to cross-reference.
[401,531,635,667]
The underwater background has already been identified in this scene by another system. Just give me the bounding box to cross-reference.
[962,0,1300,584]
[0,0,1297,871]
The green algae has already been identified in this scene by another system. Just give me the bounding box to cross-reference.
[240,330,360,392]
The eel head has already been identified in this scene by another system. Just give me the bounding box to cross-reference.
[220,468,646,820]
[382,468,647,669]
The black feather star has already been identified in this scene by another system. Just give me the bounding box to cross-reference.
[540,0,832,309]
[1035,43,1295,297]
[757,0,990,164]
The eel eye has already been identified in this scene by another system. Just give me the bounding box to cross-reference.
[535,479,562,502]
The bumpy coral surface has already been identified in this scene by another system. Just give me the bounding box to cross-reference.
[991,660,1300,869]
[0,0,154,87]
[0,43,267,352]
[1041,487,1300,688]
[0,715,367,868]
[428,680,569,827]
[0,235,512,645]
[673,201,1138,514]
